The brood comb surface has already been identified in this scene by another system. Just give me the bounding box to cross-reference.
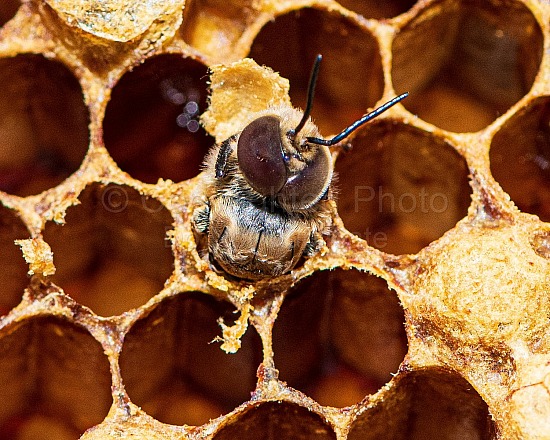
[0,0,549,439]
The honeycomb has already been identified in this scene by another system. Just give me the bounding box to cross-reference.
[0,0,549,438]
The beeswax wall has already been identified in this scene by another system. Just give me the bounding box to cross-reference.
[0,0,549,439]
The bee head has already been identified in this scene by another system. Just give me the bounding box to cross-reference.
[237,113,331,210]
[236,55,408,210]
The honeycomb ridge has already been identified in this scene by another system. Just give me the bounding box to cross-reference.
[0,0,549,439]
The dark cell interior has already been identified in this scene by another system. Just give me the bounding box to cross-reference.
[0,206,29,316]
[119,293,263,426]
[0,318,112,439]
[249,8,384,136]
[103,54,213,184]
[490,97,550,222]
[0,0,20,27]
[348,369,495,440]
[42,183,174,316]
[392,0,543,132]
[273,269,407,408]
[0,54,90,196]
[338,0,416,19]
[213,401,336,440]
[335,122,471,255]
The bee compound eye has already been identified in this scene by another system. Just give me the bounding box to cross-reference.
[237,115,288,196]
[278,146,332,209]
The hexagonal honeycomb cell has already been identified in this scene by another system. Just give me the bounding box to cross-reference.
[0,0,549,439]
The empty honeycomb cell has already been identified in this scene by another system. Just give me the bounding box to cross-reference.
[103,54,213,184]
[392,0,543,133]
[338,0,416,19]
[181,0,258,60]
[0,206,30,315]
[489,96,550,222]
[42,183,173,316]
[328,270,407,385]
[335,122,471,254]
[0,317,112,438]
[348,369,493,440]
[119,293,262,426]
[248,8,384,135]
[272,269,407,408]
[2,0,550,438]
[212,401,336,440]
[0,0,19,27]
[0,54,90,196]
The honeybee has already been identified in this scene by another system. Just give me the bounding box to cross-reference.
[193,55,407,280]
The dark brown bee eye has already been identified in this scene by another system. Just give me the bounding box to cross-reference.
[279,146,332,209]
[237,115,288,196]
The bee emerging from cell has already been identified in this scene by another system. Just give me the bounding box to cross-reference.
[193,55,408,280]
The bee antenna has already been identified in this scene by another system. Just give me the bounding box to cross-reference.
[306,92,409,147]
[288,54,323,138]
